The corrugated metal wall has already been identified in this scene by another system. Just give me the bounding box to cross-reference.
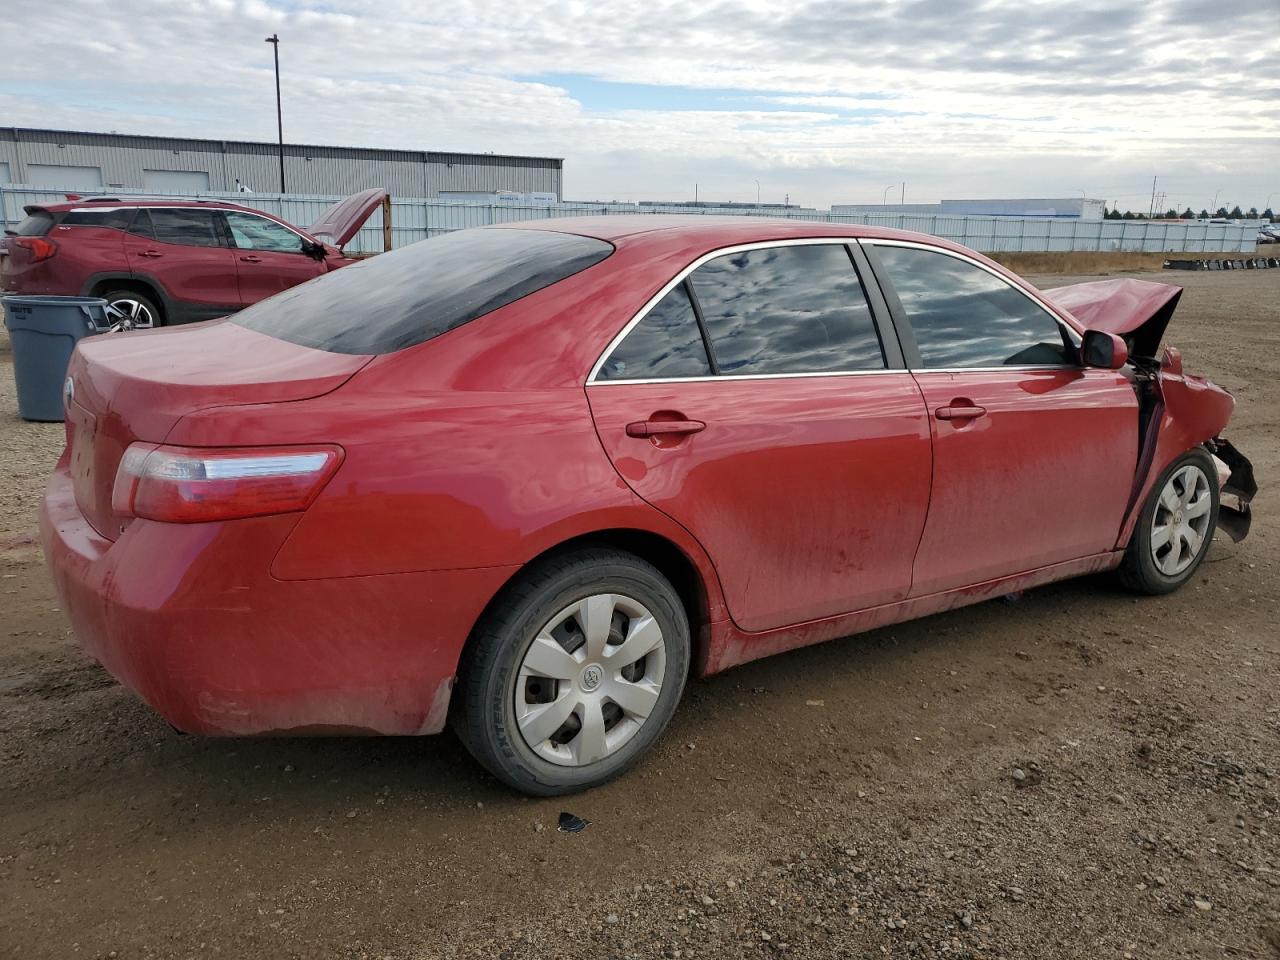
[0,128,562,198]
[0,185,1258,254]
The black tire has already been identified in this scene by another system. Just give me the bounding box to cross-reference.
[453,548,690,796]
[1119,447,1219,595]
[100,288,163,329]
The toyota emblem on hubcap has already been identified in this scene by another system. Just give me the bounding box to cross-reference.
[580,664,603,691]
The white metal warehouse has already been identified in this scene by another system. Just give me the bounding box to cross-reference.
[0,126,563,198]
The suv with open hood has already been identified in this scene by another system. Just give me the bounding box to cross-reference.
[1,188,386,328]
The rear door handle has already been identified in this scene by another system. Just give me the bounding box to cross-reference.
[935,404,987,421]
[625,419,706,439]
[239,255,263,263]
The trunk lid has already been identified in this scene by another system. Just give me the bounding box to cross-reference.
[1041,277,1182,359]
[66,320,373,540]
[306,188,387,250]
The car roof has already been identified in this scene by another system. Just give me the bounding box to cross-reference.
[491,214,987,261]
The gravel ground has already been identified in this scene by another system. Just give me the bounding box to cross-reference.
[0,268,1277,960]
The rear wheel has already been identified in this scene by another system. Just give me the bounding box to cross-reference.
[100,289,162,329]
[454,548,690,795]
[1119,448,1219,595]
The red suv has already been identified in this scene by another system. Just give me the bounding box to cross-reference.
[1,189,385,327]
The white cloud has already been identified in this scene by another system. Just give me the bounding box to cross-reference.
[1,0,1277,210]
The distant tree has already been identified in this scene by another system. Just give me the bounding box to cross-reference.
[1105,207,1122,220]
[1228,205,1244,219]
[1215,207,1229,218]
[1180,207,1195,219]
[1264,208,1276,221]
[1247,207,1258,218]
[1198,208,1210,219]
[1122,210,1136,219]
[1162,208,1178,219]
[1136,212,1147,219]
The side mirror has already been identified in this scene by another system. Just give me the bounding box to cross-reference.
[1081,330,1128,370]
[301,239,327,260]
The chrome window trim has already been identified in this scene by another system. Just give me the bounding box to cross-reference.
[586,237,887,385]
[861,237,1084,353]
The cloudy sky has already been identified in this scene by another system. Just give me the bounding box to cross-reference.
[3,0,1278,211]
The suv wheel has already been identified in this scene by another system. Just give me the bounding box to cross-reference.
[101,290,161,329]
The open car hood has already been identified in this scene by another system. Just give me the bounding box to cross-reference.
[1041,278,1182,359]
[307,187,387,250]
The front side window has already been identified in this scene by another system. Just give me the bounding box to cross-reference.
[224,211,305,253]
[688,244,884,375]
[597,284,711,381]
[873,245,1071,368]
[148,209,222,248]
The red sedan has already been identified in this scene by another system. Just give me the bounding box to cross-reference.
[40,217,1255,795]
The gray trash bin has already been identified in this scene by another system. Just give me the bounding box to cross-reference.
[2,295,109,422]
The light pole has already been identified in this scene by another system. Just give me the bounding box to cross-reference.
[1210,189,1222,216]
[265,34,285,193]
[881,184,894,206]
[753,179,761,206]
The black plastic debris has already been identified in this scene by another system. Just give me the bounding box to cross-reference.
[558,811,590,833]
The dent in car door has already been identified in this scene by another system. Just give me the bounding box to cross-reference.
[587,242,932,633]
[864,241,1138,596]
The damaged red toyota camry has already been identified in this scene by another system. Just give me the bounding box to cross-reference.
[41,217,1256,795]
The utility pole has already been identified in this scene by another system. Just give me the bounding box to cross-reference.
[1147,175,1157,219]
[754,179,761,206]
[265,34,285,193]
[901,182,905,204]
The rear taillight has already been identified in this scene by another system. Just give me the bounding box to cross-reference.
[111,443,343,523]
[13,237,57,261]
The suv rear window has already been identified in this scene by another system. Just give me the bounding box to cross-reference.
[233,228,614,354]
[12,211,54,236]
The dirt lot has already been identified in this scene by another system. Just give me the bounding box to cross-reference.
[1,268,1277,960]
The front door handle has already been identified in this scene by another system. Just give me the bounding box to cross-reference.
[239,255,263,263]
[935,403,987,421]
[625,419,706,439]
[137,249,163,258]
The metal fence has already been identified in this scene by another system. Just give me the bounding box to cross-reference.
[1,183,1259,254]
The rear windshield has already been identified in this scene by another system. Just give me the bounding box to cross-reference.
[232,228,613,354]
[12,211,55,236]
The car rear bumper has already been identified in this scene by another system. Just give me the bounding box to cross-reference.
[40,464,517,736]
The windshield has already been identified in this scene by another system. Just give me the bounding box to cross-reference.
[232,228,613,354]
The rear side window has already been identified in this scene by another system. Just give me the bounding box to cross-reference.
[689,244,885,375]
[597,284,711,381]
[13,211,54,236]
[61,209,135,230]
[233,228,614,354]
[873,245,1071,368]
[149,209,223,248]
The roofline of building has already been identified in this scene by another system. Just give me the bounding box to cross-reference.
[0,126,563,167]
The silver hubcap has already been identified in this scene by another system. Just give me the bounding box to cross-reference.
[1151,464,1212,576]
[514,593,666,767]
[104,298,155,330]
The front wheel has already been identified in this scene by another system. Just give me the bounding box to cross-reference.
[453,548,690,795]
[1119,447,1219,595]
